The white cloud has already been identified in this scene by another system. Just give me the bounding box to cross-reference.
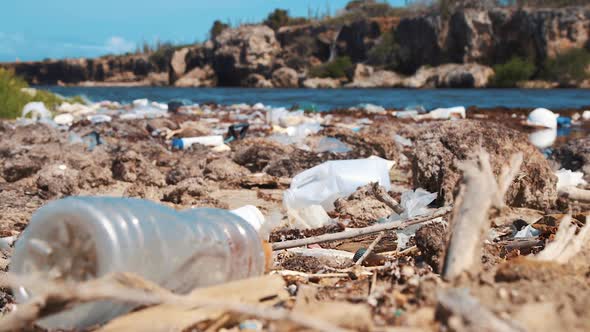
[104,36,135,54]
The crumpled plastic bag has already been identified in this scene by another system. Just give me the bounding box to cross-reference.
[387,189,438,249]
[316,137,351,153]
[556,168,587,190]
[515,224,541,238]
[391,188,438,221]
[22,102,51,120]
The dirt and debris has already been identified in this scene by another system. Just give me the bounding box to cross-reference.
[0,104,589,332]
[333,183,394,228]
[414,222,448,273]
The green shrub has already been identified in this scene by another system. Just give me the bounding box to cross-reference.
[491,57,536,88]
[148,43,176,72]
[367,31,398,70]
[210,20,229,39]
[264,9,309,30]
[0,68,81,119]
[265,9,290,30]
[540,48,590,83]
[308,56,353,78]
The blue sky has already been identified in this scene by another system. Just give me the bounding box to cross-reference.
[0,0,403,62]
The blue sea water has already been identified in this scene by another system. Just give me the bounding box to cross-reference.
[41,86,590,111]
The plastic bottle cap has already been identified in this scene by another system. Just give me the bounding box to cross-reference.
[171,138,184,150]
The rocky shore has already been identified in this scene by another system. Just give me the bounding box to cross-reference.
[1,100,590,330]
[2,6,590,88]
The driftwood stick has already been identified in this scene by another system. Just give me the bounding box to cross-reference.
[494,153,523,208]
[442,151,522,281]
[370,182,404,214]
[558,186,590,203]
[535,216,590,264]
[272,206,452,250]
[437,288,526,332]
[502,238,544,253]
[354,231,385,266]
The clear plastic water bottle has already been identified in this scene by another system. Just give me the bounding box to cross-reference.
[10,196,269,330]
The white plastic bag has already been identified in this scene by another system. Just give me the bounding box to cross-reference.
[526,108,559,129]
[427,106,466,119]
[390,188,438,221]
[556,169,587,190]
[284,158,392,211]
[316,137,351,153]
[22,102,51,120]
[528,129,556,149]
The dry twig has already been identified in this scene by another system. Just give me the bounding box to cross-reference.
[272,206,452,250]
[535,216,590,264]
[437,288,526,332]
[558,186,590,203]
[370,182,404,214]
[442,151,522,280]
[354,231,385,266]
[0,273,346,332]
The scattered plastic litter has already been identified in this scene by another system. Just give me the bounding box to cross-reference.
[557,116,571,127]
[427,106,466,120]
[83,132,102,151]
[284,158,392,211]
[393,134,412,147]
[0,236,16,250]
[316,137,352,153]
[404,105,426,113]
[359,103,386,114]
[526,108,559,129]
[172,135,225,149]
[225,123,250,143]
[287,205,335,229]
[120,99,169,120]
[556,169,588,190]
[390,188,438,221]
[239,320,264,331]
[68,132,102,151]
[394,109,419,119]
[230,205,266,232]
[87,114,112,124]
[54,113,74,126]
[279,110,308,127]
[22,102,52,120]
[528,129,556,149]
[10,196,268,330]
[132,98,149,107]
[515,224,541,238]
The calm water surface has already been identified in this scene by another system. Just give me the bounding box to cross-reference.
[41,86,590,111]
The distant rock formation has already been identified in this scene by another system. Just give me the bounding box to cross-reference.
[2,6,589,88]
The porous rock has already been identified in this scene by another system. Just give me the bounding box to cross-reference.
[410,120,557,209]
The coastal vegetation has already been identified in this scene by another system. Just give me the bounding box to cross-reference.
[491,57,536,88]
[540,48,590,84]
[309,56,353,79]
[366,32,399,71]
[0,68,83,119]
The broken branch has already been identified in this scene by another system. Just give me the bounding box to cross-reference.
[442,151,522,281]
[272,206,452,250]
[370,182,404,214]
[558,186,590,203]
[354,231,385,266]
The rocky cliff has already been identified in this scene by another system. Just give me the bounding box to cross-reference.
[2,6,589,88]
